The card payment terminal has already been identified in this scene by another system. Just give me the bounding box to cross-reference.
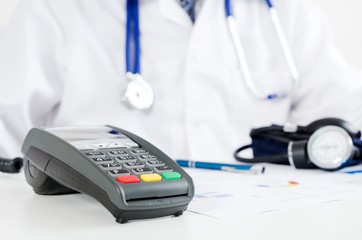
[22,126,194,223]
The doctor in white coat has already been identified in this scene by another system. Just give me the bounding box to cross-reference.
[0,0,361,163]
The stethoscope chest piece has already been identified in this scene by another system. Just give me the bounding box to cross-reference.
[123,73,154,110]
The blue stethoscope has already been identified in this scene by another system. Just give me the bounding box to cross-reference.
[123,0,154,110]
[124,0,300,110]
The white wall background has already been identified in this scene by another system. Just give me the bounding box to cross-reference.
[0,0,362,67]
[312,0,362,68]
[0,0,17,28]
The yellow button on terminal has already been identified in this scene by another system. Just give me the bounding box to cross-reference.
[140,173,162,182]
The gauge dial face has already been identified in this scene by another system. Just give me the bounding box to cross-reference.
[307,126,353,170]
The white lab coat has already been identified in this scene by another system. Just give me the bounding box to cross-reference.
[0,0,361,162]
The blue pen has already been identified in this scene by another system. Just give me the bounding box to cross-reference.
[176,159,265,175]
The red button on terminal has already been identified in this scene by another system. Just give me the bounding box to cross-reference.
[116,175,140,184]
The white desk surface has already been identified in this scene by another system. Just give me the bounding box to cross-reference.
[1,171,362,240]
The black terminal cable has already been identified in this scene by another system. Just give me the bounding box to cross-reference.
[0,157,24,173]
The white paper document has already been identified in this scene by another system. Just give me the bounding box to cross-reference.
[186,164,362,220]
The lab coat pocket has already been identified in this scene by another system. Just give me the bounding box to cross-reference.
[230,70,292,125]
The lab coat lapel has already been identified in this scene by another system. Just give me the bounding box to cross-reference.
[159,0,193,29]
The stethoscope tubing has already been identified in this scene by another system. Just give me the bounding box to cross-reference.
[225,0,300,100]
[225,2,262,99]
[126,0,141,74]
[267,5,300,82]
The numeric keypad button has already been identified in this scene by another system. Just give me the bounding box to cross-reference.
[154,165,174,173]
[100,163,122,170]
[108,169,130,177]
[91,157,114,164]
[146,160,165,167]
[138,154,157,161]
[124,162,145,169]
[115,156,137,163]
[108,150,128,157]
[85,151,106,158]
[130,149,149,156]
[132,167,153,175]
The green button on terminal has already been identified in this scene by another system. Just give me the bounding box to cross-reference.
[162,172,181,180]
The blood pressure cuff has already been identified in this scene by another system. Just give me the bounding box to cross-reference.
[235,118,362,166]
[249,125,311,165]
[354,139,362,159]
[251,137,288,159]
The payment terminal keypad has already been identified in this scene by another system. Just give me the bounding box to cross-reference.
[80,141,181,184]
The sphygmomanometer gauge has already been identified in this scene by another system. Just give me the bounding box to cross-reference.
[307,126,354,170]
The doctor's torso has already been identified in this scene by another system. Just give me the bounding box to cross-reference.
[7,0,305,161]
